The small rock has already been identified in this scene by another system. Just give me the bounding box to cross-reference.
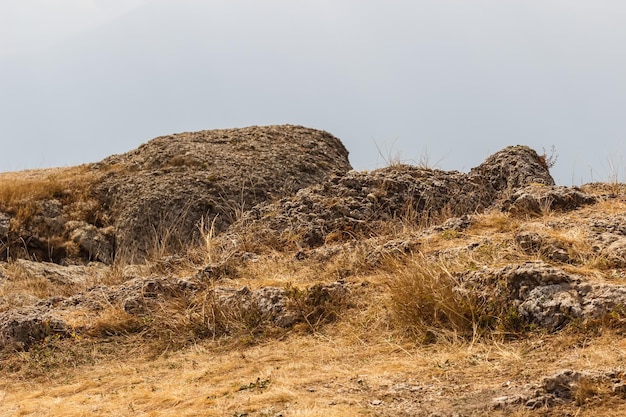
[0,307,69,350]
[0,212,10,236]
[614,382,626,396]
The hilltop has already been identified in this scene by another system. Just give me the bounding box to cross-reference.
[1,126,626,416]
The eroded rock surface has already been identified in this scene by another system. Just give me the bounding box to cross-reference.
[93,125,351,262]
[227,145,554,250]
[0,125,351,264]
[503,185,597,216]
[0,307,68,350]
[464,262,626,330]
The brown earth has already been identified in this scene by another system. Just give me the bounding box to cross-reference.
[1,130,626,416]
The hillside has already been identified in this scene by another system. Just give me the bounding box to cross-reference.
[1,127,626,416]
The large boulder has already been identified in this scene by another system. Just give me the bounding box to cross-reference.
[467,145,555,192]
[0,125,351,264]
[92,125,351,262]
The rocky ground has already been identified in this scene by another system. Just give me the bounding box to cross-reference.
[1,126,626,416]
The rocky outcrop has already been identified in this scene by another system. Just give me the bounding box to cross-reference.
[227,145,554,250]
[467,145,555,192]
[0,307,68,350]
[0,125,352,264]
[515,227,571,263]
[2,259,109,288]
[503,185,597,216]
[65,221,115,264]
[0,212,10,237]
[0,268,351,350]
[464,262,626,330]
[92,125,352,262]
[493,369,626,411]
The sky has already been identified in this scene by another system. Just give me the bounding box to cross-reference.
[1,0,626,185]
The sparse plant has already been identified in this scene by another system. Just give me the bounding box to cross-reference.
[373,137,404,167]
[287,283,350,332]
[539,145,559,170]
[386,253,483,343]
[386,252,528,343]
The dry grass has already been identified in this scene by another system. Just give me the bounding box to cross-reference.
[0,166,109,263]
[3,173,626,414]
[0,166,99,215]
[3,325,626,416]
[385,253,483,343]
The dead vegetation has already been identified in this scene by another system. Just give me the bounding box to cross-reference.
[3,142,626,415]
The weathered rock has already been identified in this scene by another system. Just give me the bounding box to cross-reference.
[515,229,570,263]
[0,212,10,236]
[3,199,70,263]
[0,307,68,350]
[496,369,625,411]
[503,185,596,216]
[65,221,115,264]
[467,145,555,192]
[464,262,626,330]
[215,281,349,330]
[602,238,626,268]
[225,146,553,250]
[9,259,109,287]
[92,125,351,262]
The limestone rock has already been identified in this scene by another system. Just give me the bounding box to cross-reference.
[10,259,109,287]
[464,262,626,330]
[602,238,626,268]
[0,212,10,236]
[515,230,570,263]
[93,125,351,262]
[228,146,554,251]
[467,145,554,192]
[0,307,68,350]
[503,185,596,216]
[65,221,115,264]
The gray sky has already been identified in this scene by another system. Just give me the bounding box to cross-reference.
[1,0,625,185]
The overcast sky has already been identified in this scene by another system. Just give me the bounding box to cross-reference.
[1,0,625,185]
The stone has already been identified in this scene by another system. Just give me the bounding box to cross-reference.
[468,145,554,192]
[92,125,352,262]
[66,221,115,264]
[0,307,68,350]
[10,259,109,287]
[464,262,626,330]
[227,146,555,251]
[0,212,10,236]
[515,230,570,263]
[503,185,596,217]
[602,238,626,268]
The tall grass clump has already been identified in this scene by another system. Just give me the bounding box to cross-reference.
[386,253,525,343]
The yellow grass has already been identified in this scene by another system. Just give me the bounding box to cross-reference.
[2,178,626,415]
[3,325,626,416]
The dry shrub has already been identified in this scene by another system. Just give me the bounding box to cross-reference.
[287,283,350,331]
[190,289,272,340]
[469,210,521,234]
[386,253,525,343]
[387,253,481,342]
[88,307,147,337]
[81,280,351,352]
[99,288,282,350]
[574,377,603,406]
